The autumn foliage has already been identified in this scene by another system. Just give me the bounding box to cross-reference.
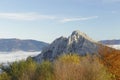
[54,54,112,80]
[99,45,120,80]
[0,54,113,80]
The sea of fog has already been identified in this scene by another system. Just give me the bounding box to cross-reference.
[0,51,40,64]
[108,45,120,50]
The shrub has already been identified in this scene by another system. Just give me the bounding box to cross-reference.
[35,61,54,80]
[1,58,37,80]
[0,72,10,80]
[54,54,112,80]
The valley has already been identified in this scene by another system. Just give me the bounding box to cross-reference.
[0,51,40,64]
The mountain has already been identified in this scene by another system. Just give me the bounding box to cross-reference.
[99,40,120,50]
[99,39,120,45]
[27,31,120,79]
[33,30,99,63]
[31,31,120,79]
[0,38,49,52]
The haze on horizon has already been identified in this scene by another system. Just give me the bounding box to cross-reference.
[0,0,120,43]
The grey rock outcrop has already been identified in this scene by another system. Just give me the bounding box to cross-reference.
[33,30,99,62]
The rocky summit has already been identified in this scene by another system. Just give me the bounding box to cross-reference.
[33,30,99,63]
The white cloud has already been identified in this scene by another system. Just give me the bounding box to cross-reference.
[0,12,56,21]
[60,16,98,23]
[0,12,98,23]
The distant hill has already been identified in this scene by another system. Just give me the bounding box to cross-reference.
[99,40,120,50]
[0,38,49,52]
[99,40,120,45]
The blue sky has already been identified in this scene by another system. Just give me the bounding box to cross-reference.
[0,0,120,43]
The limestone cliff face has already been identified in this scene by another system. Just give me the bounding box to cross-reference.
[33,30,98,62]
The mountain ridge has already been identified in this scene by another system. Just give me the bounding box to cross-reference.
[100,39,120,45]
[0,38,49,52]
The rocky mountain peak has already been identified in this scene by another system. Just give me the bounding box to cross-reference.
[70,30,95,43]
[71,30,86,36]
[33,30,98,63]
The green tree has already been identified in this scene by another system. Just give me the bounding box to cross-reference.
[1,58,37,80]
[0,72,11,80]
[35,61,54,80]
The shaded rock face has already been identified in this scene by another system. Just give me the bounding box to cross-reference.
[34,30,98,62]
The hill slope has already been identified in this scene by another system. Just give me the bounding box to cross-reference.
[99,46,120,79]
